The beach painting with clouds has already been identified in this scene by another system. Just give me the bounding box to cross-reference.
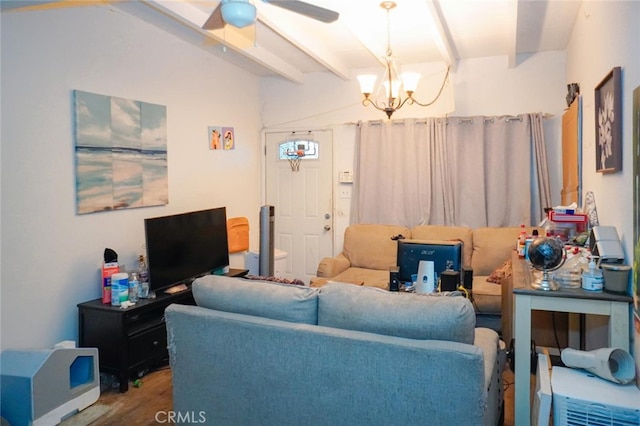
[74,90,168,214]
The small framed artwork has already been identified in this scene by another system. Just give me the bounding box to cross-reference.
[222,127,235,150]
[209,126,222,150]
[594,66,622,173]
[208,126,235,150]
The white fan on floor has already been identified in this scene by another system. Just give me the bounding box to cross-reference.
[202,0,339,30]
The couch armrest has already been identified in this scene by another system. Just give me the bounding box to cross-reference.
[474,327,505,426]
[501,272,515,347]
[317,253,351,278]
[501,251,525,347]
[474,328,500,394]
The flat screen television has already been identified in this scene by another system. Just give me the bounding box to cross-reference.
[396,239,462,284]
[144,207,229,292]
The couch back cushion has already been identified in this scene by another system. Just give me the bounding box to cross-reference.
[193,275,319,324]
[471,226,540,275]
[343,224,411,270]
[410,225,474,267]
[317,283,475,344]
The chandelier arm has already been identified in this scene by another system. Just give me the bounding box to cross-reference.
[408,66,451,107]
[362,95,411,119]
[395,96,412,110]
[362,97,389,113]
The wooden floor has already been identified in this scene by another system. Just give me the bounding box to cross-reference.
[61,366,174,426]
[62,363,521,425]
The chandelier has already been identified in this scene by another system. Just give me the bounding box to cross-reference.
[357,1,450,119]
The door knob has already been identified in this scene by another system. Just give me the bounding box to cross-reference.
[324,225,331,231]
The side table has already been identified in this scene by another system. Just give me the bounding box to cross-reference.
[78,269,248,392]
[512,261,632,426]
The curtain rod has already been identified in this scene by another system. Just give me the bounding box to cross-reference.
[349,113,553,127]
[456,116,522,124]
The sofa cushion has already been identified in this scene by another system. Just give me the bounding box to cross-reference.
[318,282,475,344]
[342,224,410,270]
[192,275,319,324]
[410,225,474,267]
[471,227,519,276]
[472,277,503,315]
[471,226,540,276]
[329,267,389,289]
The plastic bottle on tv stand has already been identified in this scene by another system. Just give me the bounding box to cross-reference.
[137,254,150,298]
[128,272,139,303]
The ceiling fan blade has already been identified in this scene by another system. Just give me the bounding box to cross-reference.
[202,3,225,30]
[266,0,339,23]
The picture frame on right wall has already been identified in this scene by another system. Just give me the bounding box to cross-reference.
[633,84,640,388]
[594,66,622,173]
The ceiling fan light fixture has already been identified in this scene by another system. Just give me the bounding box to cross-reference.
[221,0,257,28]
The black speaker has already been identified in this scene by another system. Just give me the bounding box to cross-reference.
[389,267,400,292]
[259,205,275,276]
[461,266,473,290]
[440,270,460,292]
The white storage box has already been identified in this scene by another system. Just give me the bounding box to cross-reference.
[245,249,287,277]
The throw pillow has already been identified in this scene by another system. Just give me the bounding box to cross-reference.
[486,259,512,284]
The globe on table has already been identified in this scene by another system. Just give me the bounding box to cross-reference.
[528,237,565,291]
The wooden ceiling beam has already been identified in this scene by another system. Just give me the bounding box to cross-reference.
[255,2,351,80]
[506,0,519,68]
[425,0,457,71]
[142,0,304,83]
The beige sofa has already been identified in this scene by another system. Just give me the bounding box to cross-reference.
[314,223,540,331]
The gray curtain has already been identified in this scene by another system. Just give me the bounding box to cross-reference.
[352,114,549,228]
[530,112,553,223]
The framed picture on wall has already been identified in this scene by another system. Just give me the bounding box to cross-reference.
[594,66,622,173]
[74,90,168,214]
[633,85,639,387]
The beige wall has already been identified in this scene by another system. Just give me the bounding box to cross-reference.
[0,5,263,350]
[565,0,640,349]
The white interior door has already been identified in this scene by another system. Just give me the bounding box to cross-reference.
[265,130,333,283]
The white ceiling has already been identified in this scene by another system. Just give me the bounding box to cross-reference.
[1,0,583,84]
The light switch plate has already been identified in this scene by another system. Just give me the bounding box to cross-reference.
[339,171,353,183]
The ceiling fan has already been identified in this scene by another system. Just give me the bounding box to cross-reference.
[202,0,339,30]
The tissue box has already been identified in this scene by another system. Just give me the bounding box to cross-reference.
[548,211,588,234]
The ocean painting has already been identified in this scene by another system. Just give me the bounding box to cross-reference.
[74,90,168,214]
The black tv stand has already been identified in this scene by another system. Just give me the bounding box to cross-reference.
[163,283,189,294]
[163,268,250,294]
[77,268,249,392]
[225,268,250,277]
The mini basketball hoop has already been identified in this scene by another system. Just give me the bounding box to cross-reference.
[288,154,302,172]
[286,145,306,172]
